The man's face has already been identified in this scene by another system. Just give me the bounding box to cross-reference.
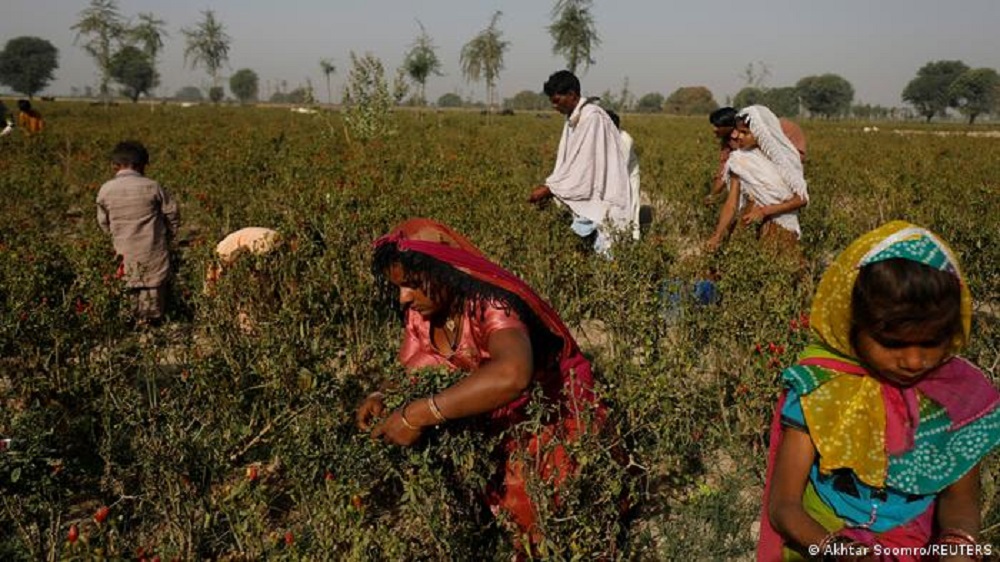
[549,91,580,116]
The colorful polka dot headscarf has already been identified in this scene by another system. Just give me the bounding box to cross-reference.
[809,220,972,359]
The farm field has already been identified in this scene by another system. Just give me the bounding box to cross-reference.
[1,102,999,560]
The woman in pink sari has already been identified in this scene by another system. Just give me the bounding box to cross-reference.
[356,218,603,547]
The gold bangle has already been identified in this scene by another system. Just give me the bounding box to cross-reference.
[427,396,447,423]
[399,405,419,431]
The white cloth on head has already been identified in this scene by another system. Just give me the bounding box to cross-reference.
[216,227,280,262]
[737,105,808,202]
[725,149,802,238]
[545,98,635,247]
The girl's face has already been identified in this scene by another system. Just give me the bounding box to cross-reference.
[854,325,952,387]
[734,120,758,150]
[387,262,447,319]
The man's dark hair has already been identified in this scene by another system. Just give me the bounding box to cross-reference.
[111,141,150,168]
[543,70,581,97]
[709,106,738,127]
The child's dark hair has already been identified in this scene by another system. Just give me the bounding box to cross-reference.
[111,141,150,169]
[605,109,621,130]
[851,258,962,343]
[709,106,737,127]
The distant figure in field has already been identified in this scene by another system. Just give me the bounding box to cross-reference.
[205,227,282,287]
[528,70,635,256]
[16,99,43,134]
[706,105,808,254]
[706,107,806,203]
[0,101,14,137]
[605,109,642,240]
[96,141,180,325]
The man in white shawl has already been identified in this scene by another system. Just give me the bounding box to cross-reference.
[528,70,635,256]
[706,105,808,252]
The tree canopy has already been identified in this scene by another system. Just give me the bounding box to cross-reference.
[109,45,157,102]
[319,59,336,104]
[902,60,969,122]
[0,37,59,98]
[548,0,600,75]
[182,10,231,90]
[173,85,203,102]
[403,21,443,106]
[796,73,854,118]
[71,0,125,99]
[229,68,259,104]
[505,90,549,110]
[949,67,1000,125]
[663,86,718,115]
[437,92,463,108]
[635,92,664,113]
[460,11,510,111]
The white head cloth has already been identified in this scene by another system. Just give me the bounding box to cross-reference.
[737,105,808,201]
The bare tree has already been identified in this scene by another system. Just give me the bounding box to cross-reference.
[460,11,509,113]
[127,12,167,104]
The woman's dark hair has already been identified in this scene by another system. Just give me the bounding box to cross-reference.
[372,242,564,363]
[543,70,581,97]
[851,258,962,343]
[709,106,738,127]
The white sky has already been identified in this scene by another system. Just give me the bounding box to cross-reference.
[2,0,998,106]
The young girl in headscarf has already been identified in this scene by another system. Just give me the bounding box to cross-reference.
[758,221,999,561]
[357,218,607,550]
[707,105,808,253]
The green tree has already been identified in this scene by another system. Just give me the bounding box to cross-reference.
[733,86,764,109]
[127,12,167,98]
[109,45,157,102]
[902,60,969,122]
[796,73,854,118]
[948,68,999,125]
[173,85,203,102]
[663,86,718,115]
[229,68,259,104]
[403,21,443,106]
[635,92,664,113]
[437,92,463,108]
[319,58,336,104]
[182,10,231,100]
[762,86,800,117]
[548,0,600,75]
[505,90,548,110]
[460,11,510,113]
[0,37,59,98]
[71,0,126,101]
[342,51,394,141]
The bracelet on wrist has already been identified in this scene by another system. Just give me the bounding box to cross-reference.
[399,404,419,431]
[427,395,447,423]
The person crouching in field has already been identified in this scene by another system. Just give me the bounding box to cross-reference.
[528,70,635,257]
[97,141,179,325]
[706,105,808,254]
[204,227,282,333]
[758,221,999,561]
[16,99,43,134]
[357,218,608,553]
[706,107,807,205]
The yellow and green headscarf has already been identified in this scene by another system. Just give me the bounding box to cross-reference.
[784,221,999,494]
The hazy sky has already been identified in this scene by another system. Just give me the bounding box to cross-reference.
[2,0,998,107]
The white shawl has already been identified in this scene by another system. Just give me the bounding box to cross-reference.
[725,149,802,238]
[545,98,634,236]
[737,105,808,202]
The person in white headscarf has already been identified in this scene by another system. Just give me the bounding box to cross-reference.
[706,105,808,253]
